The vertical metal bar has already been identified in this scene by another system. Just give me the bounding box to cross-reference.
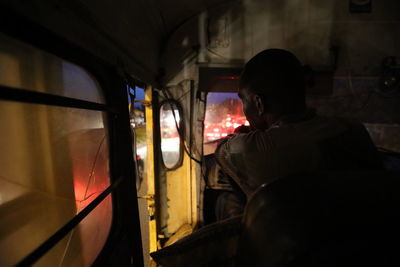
[145,85,158,253]
[114,82,145,267]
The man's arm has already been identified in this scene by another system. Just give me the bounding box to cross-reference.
[215,131,254,197]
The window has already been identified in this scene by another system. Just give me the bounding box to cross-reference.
[128,86,146,189]
[0,34,104,103]
[0,33,112,266]
[159,100,183,169]
[203,93,248,154]
[129,85,156,266]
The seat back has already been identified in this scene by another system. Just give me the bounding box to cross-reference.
[238,170,400,267]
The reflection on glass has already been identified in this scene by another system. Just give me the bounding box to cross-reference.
[204,93,249,142]
[0,100,111,266]
[160,102,182,169]
[36,195,112,267]
[0,33,104,103]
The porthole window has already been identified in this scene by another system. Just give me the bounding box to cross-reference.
[159,100,183,169]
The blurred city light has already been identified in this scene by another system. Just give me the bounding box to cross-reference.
[204,93,249,142]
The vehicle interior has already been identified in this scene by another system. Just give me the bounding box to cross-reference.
[0,0,400,266]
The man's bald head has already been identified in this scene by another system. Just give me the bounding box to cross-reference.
[238,49,307,129]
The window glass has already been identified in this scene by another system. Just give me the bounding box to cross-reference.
[0,101,111,266]
[160,101,182,169]
[0,33,104,103]
[204,92,248,142]
[129,86,146,128]
[35,195,112,267]
[129,86,146,189]
[203,93,249,155]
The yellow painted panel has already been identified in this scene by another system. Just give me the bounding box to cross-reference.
[165,153,194,234]
[144,86,158,253]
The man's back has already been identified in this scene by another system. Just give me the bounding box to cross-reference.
[216,111,382,196]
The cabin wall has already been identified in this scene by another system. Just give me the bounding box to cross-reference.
[163,0,400,152]
[156,11,208,235]
[165,0,400,75]
[155,61,206,236]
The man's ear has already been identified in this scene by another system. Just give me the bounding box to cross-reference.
[254,94,265,116]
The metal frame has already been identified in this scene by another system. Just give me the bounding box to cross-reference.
[0,6,144,267]
[0,85,112,112]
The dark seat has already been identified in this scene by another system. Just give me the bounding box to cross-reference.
[151,170,400,267]
[238,170,400,267]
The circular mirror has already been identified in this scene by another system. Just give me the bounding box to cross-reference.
[159,100,183,169]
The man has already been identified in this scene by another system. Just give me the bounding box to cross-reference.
[215,49,382,206]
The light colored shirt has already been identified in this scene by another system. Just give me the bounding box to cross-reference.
[215,111,380,197]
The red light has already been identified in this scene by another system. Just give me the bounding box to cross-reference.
[219,76,240,80]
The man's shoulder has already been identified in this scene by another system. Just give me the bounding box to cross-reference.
[314,115,367,132]
[221,115,369,152]
[220,130,272,153]
[268,114,368,144]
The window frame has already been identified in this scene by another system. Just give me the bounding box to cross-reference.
[0,8,143,267]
